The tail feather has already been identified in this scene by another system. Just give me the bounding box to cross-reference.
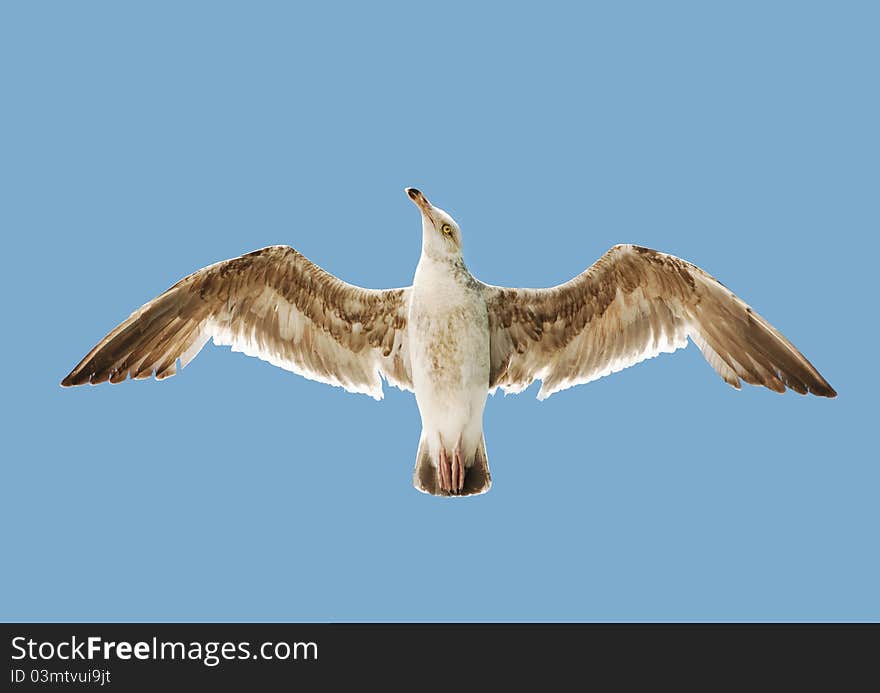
[413,435,439,496]
[465,436,492,496]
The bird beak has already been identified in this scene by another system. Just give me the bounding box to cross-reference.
[405,187,432,215]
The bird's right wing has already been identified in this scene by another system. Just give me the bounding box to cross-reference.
[483,244,835,400]
[62,245,412,399]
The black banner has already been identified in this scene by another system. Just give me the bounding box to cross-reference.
[1,623,876,687]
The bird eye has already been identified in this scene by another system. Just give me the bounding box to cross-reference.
[441,223,452,235]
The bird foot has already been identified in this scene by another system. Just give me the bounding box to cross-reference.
[438,438,466,495]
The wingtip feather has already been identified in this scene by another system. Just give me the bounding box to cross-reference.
[812,382,837,398]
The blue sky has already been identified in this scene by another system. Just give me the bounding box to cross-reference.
[1,2,876,621]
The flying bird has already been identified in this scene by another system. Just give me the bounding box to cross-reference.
[62,188,836,496]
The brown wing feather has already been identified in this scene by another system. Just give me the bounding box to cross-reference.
[61,245,412,398]
[483,244,835,399]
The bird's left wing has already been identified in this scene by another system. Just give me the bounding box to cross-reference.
[482,244,835,400]
[62,245,412,399]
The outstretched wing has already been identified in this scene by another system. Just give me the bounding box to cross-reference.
[483,244,835,400]
[62,245,412,399]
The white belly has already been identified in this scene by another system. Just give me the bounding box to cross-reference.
[409,260,490,463]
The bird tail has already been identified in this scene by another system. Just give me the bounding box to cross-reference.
[413,433,492,497]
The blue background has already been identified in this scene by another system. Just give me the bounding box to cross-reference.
[2,2,876,621]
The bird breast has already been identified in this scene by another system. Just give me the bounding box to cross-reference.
[409,260,490,394]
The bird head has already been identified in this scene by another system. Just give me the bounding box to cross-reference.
[405,187,463,261]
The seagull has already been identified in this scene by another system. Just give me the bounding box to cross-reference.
[62,188,836,496]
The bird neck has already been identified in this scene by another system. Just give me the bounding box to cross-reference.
[418,248,466,273]
[415,251,471,291]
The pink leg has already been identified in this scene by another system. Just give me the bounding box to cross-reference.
[438,438,452,493]
[452,437,465,494]
[450,445,458,494]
